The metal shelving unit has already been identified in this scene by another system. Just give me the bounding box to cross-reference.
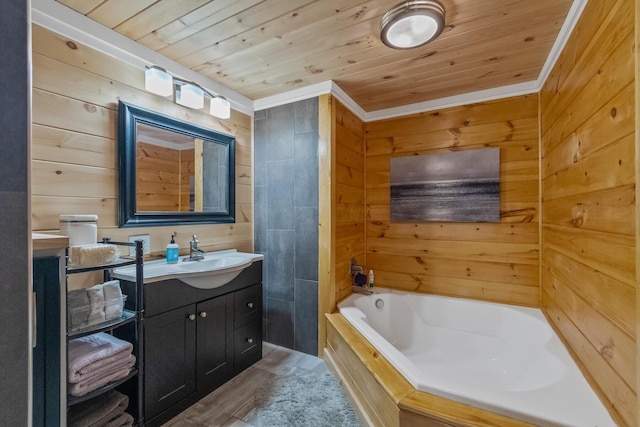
[65,238,144,426]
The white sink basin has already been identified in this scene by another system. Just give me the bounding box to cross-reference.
[112,249,263,289]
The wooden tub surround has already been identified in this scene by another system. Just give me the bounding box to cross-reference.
[324,313,534,427]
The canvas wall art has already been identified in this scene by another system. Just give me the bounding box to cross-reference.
[390,148,500,222]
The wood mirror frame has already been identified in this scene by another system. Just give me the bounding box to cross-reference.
[118,101,235,227]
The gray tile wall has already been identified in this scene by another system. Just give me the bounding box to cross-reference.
[0,1,30,424]
[254,98,319,355]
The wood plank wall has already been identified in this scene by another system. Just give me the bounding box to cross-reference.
[334,99,366,303]
[636,0,640,424]
[136,141,181,212]
[318,94,335,356]
[31,25,253,261]
[540,0,636,425]
[364,95,540,306]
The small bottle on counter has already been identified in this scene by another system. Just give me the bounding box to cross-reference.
[166,233,179,264]
[368,269,375,289]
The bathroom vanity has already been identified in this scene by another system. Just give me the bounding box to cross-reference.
[115,254,263,427]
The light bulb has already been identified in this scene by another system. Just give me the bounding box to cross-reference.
[209,96,231,119]
[176,84,204,109]
[387,15,438,48]
[145,67,173,96]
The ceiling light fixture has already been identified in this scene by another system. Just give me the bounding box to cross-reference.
[143,66,231,119]
[381,0,445,49]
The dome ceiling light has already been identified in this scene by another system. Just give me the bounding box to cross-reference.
[381,0,445,49]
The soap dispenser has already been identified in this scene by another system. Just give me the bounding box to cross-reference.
[166,233,179,264]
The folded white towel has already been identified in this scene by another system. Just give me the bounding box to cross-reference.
[86,284,106,325]
[67,289,90,331]
[102,280,123,321]
[69,244,120,268]
[68,333,133,379]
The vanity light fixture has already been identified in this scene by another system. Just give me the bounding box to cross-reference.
[209,96,231,119]
[380,0,445,49]
[175,83,204,109]
[145,66,173,96]
[143,65,231,119]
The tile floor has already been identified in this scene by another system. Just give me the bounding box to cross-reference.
[162,343,343,427]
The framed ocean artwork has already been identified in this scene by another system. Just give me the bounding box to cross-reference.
[390,148,500,222]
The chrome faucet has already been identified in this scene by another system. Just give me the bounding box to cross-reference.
[186,235,206,261]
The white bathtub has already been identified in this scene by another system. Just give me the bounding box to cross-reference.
[338,289,615,426]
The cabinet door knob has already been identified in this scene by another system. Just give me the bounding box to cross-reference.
[247,302,254,309]
[199,311,207,318]
[247,338,254,344]
[188,314,196,321]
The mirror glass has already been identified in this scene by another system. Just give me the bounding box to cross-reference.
[118,101,235,227]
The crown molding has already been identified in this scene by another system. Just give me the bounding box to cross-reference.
[328,82,368,121]
[30,0,254,116]
[252,80,369,121]
[251,78,540,122]
[363,81,540,121]
[253,81,334,111]
[253,0,586,122]
[535,0,588,89]
[31,0,586,123]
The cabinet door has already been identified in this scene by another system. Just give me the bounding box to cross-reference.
[144,305,196,421]
[196,294,233,391]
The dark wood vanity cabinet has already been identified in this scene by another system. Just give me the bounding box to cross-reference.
[143,305,197,420]
[196,294,234,391]
[140,261,262,426]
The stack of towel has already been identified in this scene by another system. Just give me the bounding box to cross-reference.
[68,332,135,397]
[69,244,120,268]
[67,390,133,427]
[68,280,125,332]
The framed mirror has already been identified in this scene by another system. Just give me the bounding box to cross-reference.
[118,101,235,227]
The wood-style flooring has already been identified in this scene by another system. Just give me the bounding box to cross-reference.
[162,343,341,427]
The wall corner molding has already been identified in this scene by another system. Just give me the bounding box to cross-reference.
[535,0,589,89]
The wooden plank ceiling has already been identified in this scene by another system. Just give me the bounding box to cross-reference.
[55,0,574,112]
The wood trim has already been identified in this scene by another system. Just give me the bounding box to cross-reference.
[323,350,376,427]
[537,89,543,306]
[318,94,336,356]
[32,233,69,251]
[635,0,640,421]
[194,138,203,212]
